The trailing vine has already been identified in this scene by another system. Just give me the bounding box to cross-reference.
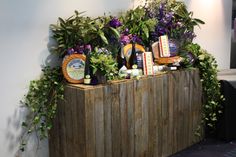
[19,66,64,151]
[183,43,224,133]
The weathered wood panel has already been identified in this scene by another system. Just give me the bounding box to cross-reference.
[49,68,203,157]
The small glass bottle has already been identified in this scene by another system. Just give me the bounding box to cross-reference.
[84,45,91,84]
[129,42,137,68]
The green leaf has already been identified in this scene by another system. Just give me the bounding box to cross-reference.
[108,27,120,38]
[98,31,108,45]
[142,24,149,39]
[21,122,28,127]
[193,18,205,24]
[198,54,205,60]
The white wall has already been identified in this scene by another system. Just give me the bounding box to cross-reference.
[0,0,133,157]
[0,0,233,157]
[184,0,232,69]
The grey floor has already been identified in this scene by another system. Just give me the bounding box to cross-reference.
[171,139,236,157]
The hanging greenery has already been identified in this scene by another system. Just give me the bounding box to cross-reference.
[19,66,64,151]
[182,43,224,133]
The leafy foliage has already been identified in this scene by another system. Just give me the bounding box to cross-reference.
[90,52,118,80]
[147,0,204,44]
[20,66,64,151]
[182,43,224,132]
[50,11,120,57]
[120,7,157,47]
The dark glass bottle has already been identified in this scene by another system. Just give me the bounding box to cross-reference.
[117,46,126,69]
[129,42,137,68]
[84,46,91,84]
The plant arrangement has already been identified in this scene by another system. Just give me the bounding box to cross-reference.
[19,0,223,151]
[90,51,118,81]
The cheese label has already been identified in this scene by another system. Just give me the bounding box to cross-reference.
[142,52,154,75]
[159,35,170,57]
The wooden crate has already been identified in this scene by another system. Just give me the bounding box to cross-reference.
[49,69,203,157]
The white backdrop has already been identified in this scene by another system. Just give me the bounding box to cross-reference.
[184,0,232,69]
[0,0,134,156]
[0,0,232,157]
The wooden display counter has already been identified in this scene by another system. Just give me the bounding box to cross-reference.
[49,69,203,157]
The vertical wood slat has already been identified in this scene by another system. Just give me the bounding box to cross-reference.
[142,79,149,157]
[127,81,135,157]
[134,79,143,157]
[161,74,170,157]
[168,72,174,156]
[103,86,112,157]
[111,84,121,157]
[49,69,203,157]
[94,88,105,157]
[76,88,86,156]
[156,77,163,157]
[120,82,128,157]
[148,76,157,157]
[171,71,179,154]
[85,89,96,157]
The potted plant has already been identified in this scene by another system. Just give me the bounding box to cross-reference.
[90,51,118,83]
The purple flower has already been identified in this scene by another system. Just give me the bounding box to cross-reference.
[156,26,166,36]
[74,45,84,54]
[186,52,196,65]
[184,31,196,41]
[109,17,122,28]
[131,34,142,43]
[123,28,129,35]
[84,44,92,52]
[158,3,166,19]
[120,34,130,45]
[67,48,75,55]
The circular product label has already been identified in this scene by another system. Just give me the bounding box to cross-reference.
[66,58,85,80]
[62,54,86,83]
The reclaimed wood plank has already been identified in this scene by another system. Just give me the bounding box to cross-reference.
[168,72,174,156]
[148,77,156,157]
[134,79,142,157]
[188,70,194,146]
[94,87,105,157]
[161,74,170,157]
[75,88,86,157]
[177,70,184,152]
[59,86,69,157]
[120,82,129,157]
[155,76,163,157]
[142,78,149,157]
[183,70,190,149]
[111,84,121,157]
[127,81,135,157]
[85,89,96,157]
[103,86,112,157]
[172,71,179,154]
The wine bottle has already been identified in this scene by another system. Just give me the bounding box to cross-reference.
[117,46,126,69]
[129,42,137,69]
[84,45,91,84]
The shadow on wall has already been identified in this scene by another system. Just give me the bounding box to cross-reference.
[5,106,49,157]
[3,0,137,156]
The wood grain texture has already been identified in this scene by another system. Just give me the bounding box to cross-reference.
[49,69,203,157]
